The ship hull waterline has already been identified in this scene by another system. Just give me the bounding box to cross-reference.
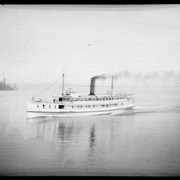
[27,104,135,118]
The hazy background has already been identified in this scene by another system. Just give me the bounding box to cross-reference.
[0,5,180,89]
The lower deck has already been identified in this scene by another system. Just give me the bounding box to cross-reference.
[27,99,135,118]
[27,105,135,118]
[28,99,134,111]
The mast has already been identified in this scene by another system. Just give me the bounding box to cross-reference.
[62,73,64,96]
[111,75,113,95]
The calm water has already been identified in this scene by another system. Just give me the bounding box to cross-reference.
[0,84,180,176]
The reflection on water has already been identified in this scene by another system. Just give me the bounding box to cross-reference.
[89,123,95,150]
[24,115,136,174]
[87,123,96,167]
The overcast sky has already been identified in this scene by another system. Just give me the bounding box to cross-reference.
[0,5,180,84]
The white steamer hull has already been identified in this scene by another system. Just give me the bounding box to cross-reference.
[27,104,135,118]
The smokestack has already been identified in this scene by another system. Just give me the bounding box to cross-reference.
[89,77,95,95]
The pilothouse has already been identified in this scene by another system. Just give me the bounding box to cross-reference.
[27,74,135,118]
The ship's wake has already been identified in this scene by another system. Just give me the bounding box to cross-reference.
[114,105,180,116]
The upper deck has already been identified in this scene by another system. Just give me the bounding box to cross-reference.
[31,93,134,106]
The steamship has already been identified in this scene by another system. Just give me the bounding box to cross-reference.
[27,74,135,118]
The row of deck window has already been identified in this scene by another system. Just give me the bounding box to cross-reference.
[36,101,130,109]
[69,97,125,101]
[37,104,57,109]
[71,104,118,108]
[37,104,64,109]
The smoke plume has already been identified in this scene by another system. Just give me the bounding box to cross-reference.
[92,70,180,87]
[92,73,111,80]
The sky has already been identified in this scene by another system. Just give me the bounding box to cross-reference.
[0,5,180,84]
